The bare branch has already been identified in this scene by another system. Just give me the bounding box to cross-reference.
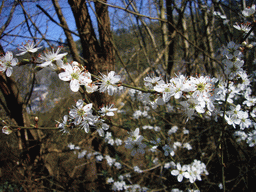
[51,0,82,63]
[0,2,17,37]
[18,1,51,47]
[36,4,79,37]
[0,0,5,15]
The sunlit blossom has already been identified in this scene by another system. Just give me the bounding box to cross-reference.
[98,71,121,95]
[38,47,67,69]
[58,61,92,92]
[0,51,18,77]
[2,126,12,135]
[171,163,187,182]
[242,4,256,17]
[16,41,42,56]
[99,104,117,116]
[69,99,93,125]
[57,115,70,134]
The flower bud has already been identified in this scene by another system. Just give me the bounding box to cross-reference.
[246,44,254,49]
[2,126,12,135]
[242,41,247,46]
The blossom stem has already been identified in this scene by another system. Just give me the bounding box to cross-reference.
[11,126,59,130]
[121,83,156,93]
[219,80,230,192]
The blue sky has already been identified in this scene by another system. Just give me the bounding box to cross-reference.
[1,0,79,50]
[1,0,157,52]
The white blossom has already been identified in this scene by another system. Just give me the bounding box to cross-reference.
[38,47,67,69]
[98,71,120,95]
[242,5,255,17]
[0,51,18,77]
[16,41,42,56]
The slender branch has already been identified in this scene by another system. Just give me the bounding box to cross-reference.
[1,32,68,45]
[18,2,51,47]
[36,4,79,37]
[124,4,158,74]
[51,0,82,63]
[11,126,59,130]
[0,1,17,37]
[92,0,222,69]
[0,0,5,15]
[22,3,34,42]
[129,1,159,54]
[116,38,173,107]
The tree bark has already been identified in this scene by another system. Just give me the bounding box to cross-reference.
[199,1,217,76]
[95,0,115,72]
[166,0,176,76]
[159,0,168,68]
[0,1,17,37]
[68,1,115,190]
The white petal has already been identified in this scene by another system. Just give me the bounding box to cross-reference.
[63,115,68,123]
[83,103,92,112]
[56,60,64,68]
[171,170,179,176]
[6,67,13,77]
[106,112,114,116]
[11,58,18,66]
[97,128,104,137]
[6,51,13,60]
[70,79,80,92]
[55,52,67,60]
[178,174,183,182]
[59,72,71,81]
[29,47,42,53]
[76,99,84,108]
[102,123,109,130]
[38,61,51,67]
[0,64,6,72]
[16,52,26,56]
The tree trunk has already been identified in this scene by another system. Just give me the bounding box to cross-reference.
[68,0,114,104]
[68,1,115,190]
[166,0,176,76]
[181,16,190,74]
[0,47,46,192]
[159,0,168,69]
[199,1,217,76]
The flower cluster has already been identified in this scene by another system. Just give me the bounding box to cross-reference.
[131,74,217,121]
[242,4,256,17]
[124,128,147,156]
[106,174,149,191]
[170,160,208,183]
[57,99,118,137]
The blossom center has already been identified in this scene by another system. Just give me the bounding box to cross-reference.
[77,109,85,116]
[6,61,11,67]
[196,82,206,92]
[71,72,79,80]
[165,87,171,92]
